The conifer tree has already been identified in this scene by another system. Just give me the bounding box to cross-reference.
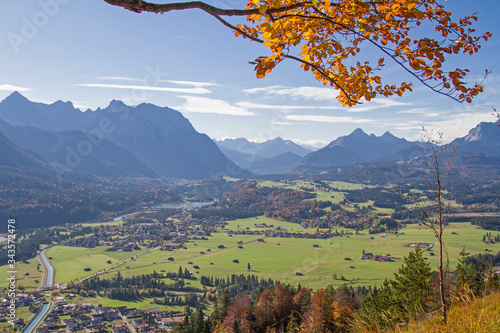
[391,248,432,316]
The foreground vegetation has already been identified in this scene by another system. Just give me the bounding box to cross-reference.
[396,291,500,333]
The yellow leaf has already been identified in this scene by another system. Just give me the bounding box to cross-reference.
[259,4,267,14]
[409,9,425,19]
[252,0,259,5]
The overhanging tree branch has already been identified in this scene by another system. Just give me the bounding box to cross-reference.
[103,0,312,16]
[103,0,491,107]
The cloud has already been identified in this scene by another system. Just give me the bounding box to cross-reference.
[285,114,374,124]
[289,138,329,149]
[162,80,220,88]
[271,121,293,126]
[76,83,211,94]
[380,111,497,142]
[414,111,498,142]
[244,85,338,101]
[235,101,344,111]
[97,76,144,82]
[397,108,433,114]
[243,86,412,112]
[176,96,255,116]
[0,84,31,92]
[345,98,412,112]
[97,77,219,89]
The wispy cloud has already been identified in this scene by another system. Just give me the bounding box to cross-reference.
[414,111,498,142]
[97,77,220,89]
[380,111,497,142]
[271,121,293,126]
[162,80,220,88]
[244,85,338,101]
[0,84,31,92]
[236,101,343,111]
[97,76,144,82]
[243,86,412,112]
[289,138,329,149]
[176,96,255,116]
[76,83,211,94]
[285,114,374,124]
[397,108,433,114]
[346,98,412,112]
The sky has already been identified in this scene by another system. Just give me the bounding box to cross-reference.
[1,0,499,148]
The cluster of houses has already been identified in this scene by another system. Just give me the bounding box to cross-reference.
[361,253,395,262]
[0,293,39,328]
[59,213,230,252]
[224,226,336,240]
[409,242,435,249]
[36,298,184,332]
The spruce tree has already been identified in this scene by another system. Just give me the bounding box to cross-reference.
[391,248,432,320]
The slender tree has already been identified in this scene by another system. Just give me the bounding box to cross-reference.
[409,129,456,324]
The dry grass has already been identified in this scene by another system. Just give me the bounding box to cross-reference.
[392,291,500,333]
[354,289,500,333]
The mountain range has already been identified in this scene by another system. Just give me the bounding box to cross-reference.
[214,137,312,174]
[0,92,248,179]
[0,92,498,181]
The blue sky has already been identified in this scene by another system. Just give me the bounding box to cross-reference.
[1,0,499,148]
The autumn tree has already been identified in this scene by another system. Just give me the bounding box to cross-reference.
[272,283,296,331]
[220,293,254,333]
[293,287,311,315]
[254,290,275,331]
[104,0,490,106]
[254,283,296,332]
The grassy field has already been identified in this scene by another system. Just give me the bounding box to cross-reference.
[80,220,124,227]
[0,256,43,290]
[95,221,499,289]
[1,219,498,293]
[256,179,393,215]
[46,246,144,284]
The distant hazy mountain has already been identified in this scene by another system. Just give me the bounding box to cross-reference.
[217,147,264,170]
[249,151,303,175]
[0,92,248,179]
[0,128,50,170]
[0,120,159,178]
[216,137,312,158]
[215,137,312,174]
[296,128,419,168]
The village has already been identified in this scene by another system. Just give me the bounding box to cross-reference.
[59,214,352,252]
[1,294,186,333]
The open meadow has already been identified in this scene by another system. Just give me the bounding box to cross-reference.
[2,218,498,292]
[99,219,500,289]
